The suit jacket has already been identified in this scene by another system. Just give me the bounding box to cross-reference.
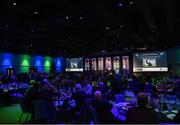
[126,106,158,124]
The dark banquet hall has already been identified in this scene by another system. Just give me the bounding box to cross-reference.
[0,0,180,124]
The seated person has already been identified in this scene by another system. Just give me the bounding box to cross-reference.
[59,98,77,123]
[82,80,93,96]
[91,91,116,123]
[94,82,108,100]
[71,83,87,112]
[98,82,108,93]
[126,92,158,124]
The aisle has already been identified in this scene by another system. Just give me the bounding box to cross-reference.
[0,104,30,124]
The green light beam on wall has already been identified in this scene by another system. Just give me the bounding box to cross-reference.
[44,57,52,72]
[20,55,31,72]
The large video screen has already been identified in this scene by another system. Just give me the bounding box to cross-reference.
[65,58,83,72]
[133,51,168,72]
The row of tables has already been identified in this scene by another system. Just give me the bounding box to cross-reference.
[0,83,30,98]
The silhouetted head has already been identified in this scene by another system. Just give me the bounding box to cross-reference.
[137,92,149,107]
[94,90,102,101]
[75,83,82,91]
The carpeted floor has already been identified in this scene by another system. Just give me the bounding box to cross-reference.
[0,103,30,124]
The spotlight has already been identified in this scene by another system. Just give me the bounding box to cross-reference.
[118,3,123,7]
[34,11,38,15]
[13,2,16,6]
[120,25,123,28]
[101,50,106,53]
[130,1,133,5]
[106,27,110,30]
[66,16,69,19]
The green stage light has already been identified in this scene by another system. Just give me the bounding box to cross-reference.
[44,57,52,72]
[20,55,31,72]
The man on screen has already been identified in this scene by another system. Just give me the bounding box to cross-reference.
[146,60,152,67]
[71,63,78,68]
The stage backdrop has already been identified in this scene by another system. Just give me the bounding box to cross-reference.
[0,52,64,74]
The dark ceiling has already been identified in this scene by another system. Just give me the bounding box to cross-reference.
[0,0,180,56]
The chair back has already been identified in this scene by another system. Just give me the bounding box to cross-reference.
[115,94,125,103]
[33,100,49,120]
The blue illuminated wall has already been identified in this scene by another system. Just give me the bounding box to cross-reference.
[0,53,15,73]
[33,56,44,72]
[0,52,64,74]
[54,57,65,72]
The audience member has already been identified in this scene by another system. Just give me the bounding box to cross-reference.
[82,79,92,96]
[0,71,180,124]
[91,91,116,123]
[126,92,158,124]
[72,83,87,112]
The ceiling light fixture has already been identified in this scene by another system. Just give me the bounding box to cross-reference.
[13,2,16,6]
[66,16,69,19]
[118,3,123,7]
[130,1,133,5]
[101,50,106,53]
[106,27,110,30]
[34,11,38,15]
